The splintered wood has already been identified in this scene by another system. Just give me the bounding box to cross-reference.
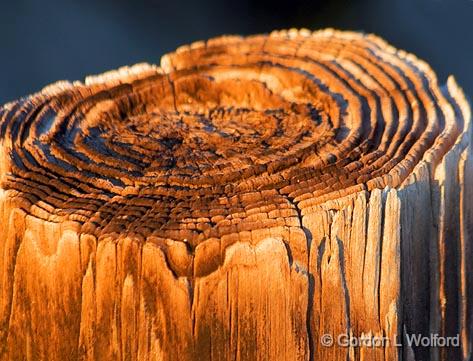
[0,29,471,361]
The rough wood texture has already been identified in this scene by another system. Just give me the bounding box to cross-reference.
[0,29,471,361]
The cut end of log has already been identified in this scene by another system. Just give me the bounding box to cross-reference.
[0,29,471,361]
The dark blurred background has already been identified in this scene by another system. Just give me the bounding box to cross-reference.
[1,0,472,104]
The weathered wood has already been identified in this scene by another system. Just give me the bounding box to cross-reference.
[0,29,471,361]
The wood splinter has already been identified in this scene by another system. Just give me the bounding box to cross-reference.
[0,29,472,361]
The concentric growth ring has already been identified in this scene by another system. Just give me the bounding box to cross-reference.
[0,29,469,274]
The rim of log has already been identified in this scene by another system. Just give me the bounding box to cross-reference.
[0,29,471,278]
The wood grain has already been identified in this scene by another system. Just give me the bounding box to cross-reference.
[0,29,471,361]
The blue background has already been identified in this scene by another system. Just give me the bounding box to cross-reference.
[1,0,472,104]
